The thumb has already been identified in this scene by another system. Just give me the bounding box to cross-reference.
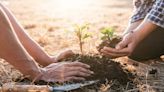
[56,50,74,61]
[116,40,128,50]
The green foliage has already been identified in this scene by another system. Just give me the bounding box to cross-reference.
[74,23,92,54]
[83,33,91,39]
[74,24,91,39]
[100,27,115,41]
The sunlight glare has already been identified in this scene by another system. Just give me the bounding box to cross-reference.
[54,0,92,10]
[39,0,95,21]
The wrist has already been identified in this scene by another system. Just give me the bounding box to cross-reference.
[27,66,42,80]
[131,30,144,45]
[132,20,157,43]
[35,55,55,66]
[10,58,43,80]
[29,67,46,82]
[25,59,43,80]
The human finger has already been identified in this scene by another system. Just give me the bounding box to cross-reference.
[66,62,90,69]
[66,67,93,75]
[101,47,127,56]
[101,49,127,58]
[116,40,129,50]
[60,50,74,58]
[102,47,120,54]
[103,46,130,55]
[56,50,75,61]
[65,70,92,77]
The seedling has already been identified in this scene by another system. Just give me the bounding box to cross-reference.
[97,27,121,51]
[100,27,115,41]
[74,23,91,54]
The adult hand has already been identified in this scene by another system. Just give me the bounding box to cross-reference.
[101,32,140,58]
[55,50,75,62]
[39,62,93,83]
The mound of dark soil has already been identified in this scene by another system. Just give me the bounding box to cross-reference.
[65,54,137,91]
[64,54,134,85]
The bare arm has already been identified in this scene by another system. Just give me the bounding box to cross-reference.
[123,20,142,36]
[0,3,55,66]
[0,7,42,79]
[101,19,158,57]
[131,19,157,41]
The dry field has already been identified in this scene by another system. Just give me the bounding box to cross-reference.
[5,0,133,54]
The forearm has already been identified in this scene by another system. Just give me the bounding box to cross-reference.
[123,18,157,44]
[0,8,41,79]
[133,19,158,44]
[123,20,142,36]
[0,4,54,66]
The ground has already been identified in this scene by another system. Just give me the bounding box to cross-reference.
[0,0,164,91]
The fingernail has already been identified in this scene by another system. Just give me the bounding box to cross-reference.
[89,71,94,74]
[91,71,94,74]
[86,65,91,68]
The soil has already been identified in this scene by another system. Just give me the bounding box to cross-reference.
[64,54,134,84]
[149,68,158,74]
[65,54,138,91]
[97,37,122,52]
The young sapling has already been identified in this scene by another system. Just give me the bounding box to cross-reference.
[97,27,121,51]
[74,23,92,54]
[100,27,115,41]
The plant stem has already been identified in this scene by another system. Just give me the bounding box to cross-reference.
[107,34,110,41]
[79,30,83,54]
[80,41,83,54]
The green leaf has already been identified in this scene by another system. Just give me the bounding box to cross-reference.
[100,28,108,34]
[82,33,91,40]
[108,28,114,37]
[100,27,115,38]
[81,24,89,31]
[101,36,108,40]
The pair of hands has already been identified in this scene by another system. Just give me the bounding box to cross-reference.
[38,31,140,83]
[38,50,93,83]
[101,31,140,58]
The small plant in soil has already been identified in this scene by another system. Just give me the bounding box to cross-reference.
[61,54,137,91]
[97,27,122,51]
[74,23,92,54]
